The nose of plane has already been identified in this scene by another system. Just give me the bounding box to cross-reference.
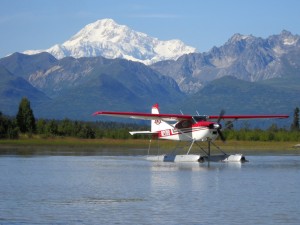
[213,123,222,129]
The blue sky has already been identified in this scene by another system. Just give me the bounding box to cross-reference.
[1,0,300,58]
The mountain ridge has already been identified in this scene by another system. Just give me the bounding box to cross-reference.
[151,30,300,93]
[0,53,186,120]
[177,76,299,115]
[0,65,50,115]
[0,27,299,121]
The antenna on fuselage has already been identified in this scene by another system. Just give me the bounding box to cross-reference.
[180,110,183,115]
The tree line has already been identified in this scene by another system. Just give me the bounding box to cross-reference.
[224,125,300,142]
[0,97,299,141]
[0,98,148,140]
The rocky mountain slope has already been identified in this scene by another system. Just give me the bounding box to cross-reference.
[0,65,50,115]
[178,76,299,115]
[151,30,300,93]
[1,27,299,121]
[0,53,185,119]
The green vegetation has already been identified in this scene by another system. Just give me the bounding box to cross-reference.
[0,99,299,144]
[291,107,300,131]
[0,97,150,140]
[224,128,300,142]
[16,97,36,133]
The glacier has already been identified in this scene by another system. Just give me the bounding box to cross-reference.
[23,18,197,65]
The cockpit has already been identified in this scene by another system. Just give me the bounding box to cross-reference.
[175,119,193,129]
[192,116,208,123]
[174,116,208,129]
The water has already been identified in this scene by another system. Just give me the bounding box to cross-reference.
[0,152,299,224]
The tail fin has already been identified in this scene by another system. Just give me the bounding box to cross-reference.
[151,103,160,114]
[151,104,171,132]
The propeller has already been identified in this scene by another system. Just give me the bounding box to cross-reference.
[217,109,225,124]
[217,128,226,142]
[216,110,226,142]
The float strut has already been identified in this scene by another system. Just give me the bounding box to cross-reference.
[186,139,195,155]
[208,140,211,158]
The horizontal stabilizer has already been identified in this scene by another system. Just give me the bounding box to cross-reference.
[129,131,157,135]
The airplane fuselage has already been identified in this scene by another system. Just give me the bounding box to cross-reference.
[158,126,218,141]
[93,103,288,163]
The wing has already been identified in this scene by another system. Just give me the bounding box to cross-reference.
[94,111,289,121]
[93,111,192,121]
[207,114,289,121]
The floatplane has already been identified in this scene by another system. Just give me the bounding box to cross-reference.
[93,104,288,163]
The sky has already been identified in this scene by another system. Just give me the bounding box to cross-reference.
[1,0,300,58]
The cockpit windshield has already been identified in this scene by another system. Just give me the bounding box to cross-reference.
[192,116,208,123]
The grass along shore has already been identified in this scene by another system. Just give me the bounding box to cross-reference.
[0,136,299,155]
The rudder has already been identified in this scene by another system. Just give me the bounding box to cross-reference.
[151,104,172,132]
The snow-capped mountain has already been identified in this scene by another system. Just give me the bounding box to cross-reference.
[2,30,300,119]
[24,19,196,64]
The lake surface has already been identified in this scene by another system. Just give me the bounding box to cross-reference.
[0,151,299,224]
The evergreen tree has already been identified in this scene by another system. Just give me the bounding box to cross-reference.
[45,120,58,136]
[291,107,299,131]
[36,119,46,134]
[16,97,36,133]
[0,112,19,139]
[0,112,8,138]
[7,119,19,139]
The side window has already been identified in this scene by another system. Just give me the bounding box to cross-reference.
[181,120,192,128]
[175,120,192,129]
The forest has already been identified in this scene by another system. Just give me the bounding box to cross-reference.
[0,98,299,142]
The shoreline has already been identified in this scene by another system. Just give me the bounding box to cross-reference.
[0,137,299,156]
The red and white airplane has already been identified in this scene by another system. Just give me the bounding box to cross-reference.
[93,104,289,163]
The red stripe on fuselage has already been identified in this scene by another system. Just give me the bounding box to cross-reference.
[158,126,209,138]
